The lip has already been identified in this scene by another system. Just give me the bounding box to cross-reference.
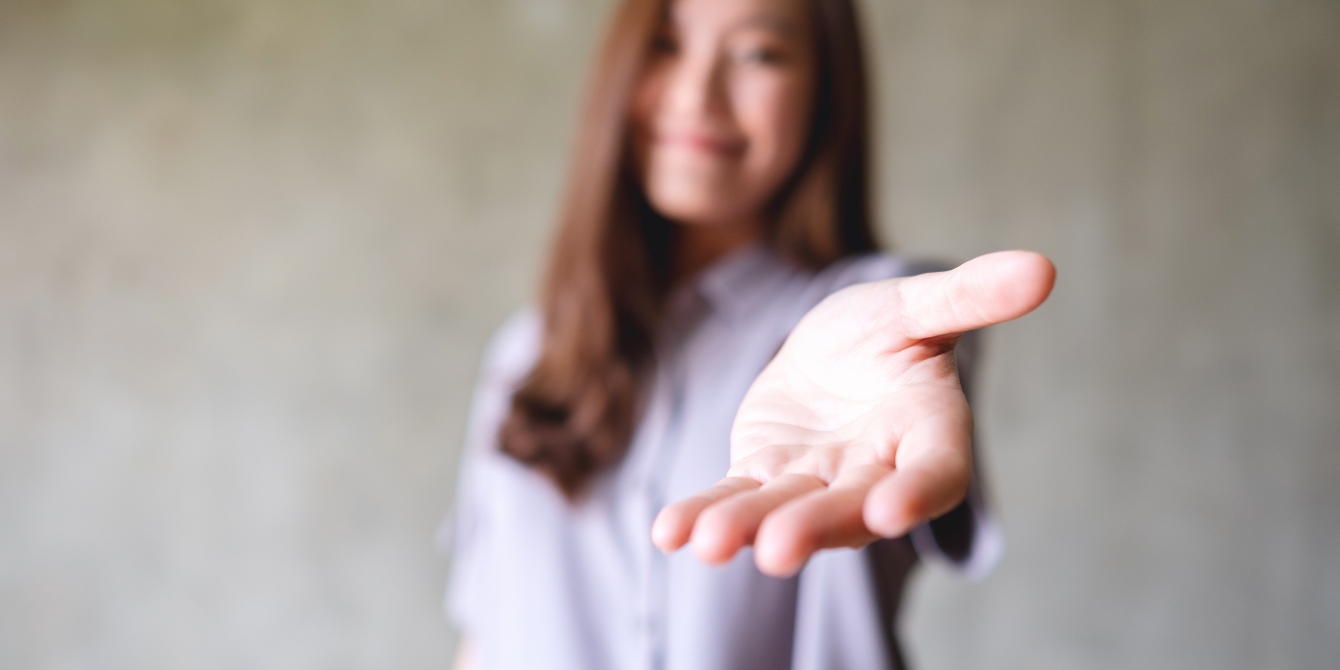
[654,129,747,157]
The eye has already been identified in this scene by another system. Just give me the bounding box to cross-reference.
[735,43,787,66]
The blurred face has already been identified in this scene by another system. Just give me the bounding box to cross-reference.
[630,0,817,229]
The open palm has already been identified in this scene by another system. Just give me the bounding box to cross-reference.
[651,251,1055,577]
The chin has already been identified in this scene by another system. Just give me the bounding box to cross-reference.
[646,178,754,226]
[647,191,748,226]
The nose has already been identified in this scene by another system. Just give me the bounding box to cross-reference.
[661,44,729,123]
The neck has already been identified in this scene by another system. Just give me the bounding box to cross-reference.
[671,218,763,283]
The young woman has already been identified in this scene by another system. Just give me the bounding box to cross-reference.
[444,0,1054,667]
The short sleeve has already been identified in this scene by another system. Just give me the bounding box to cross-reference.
[439,309,542,633]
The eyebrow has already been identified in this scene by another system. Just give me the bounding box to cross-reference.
[737,15,799,35]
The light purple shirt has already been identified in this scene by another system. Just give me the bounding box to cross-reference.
[442,244,1002,670]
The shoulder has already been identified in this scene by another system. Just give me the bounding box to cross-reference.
[479,307,542,384]
[457,307,541,466]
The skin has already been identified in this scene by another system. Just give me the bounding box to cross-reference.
[636,0,1056,576]
[457,0,1054,665]
[629,0,816,279]
[651,251,1055,576]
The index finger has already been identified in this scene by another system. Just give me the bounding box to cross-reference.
[896,250,1055,340]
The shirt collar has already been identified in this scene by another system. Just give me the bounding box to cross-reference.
[689,242,798,325]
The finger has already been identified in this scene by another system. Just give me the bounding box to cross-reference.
[897,250,1055,340]
[652,477,760,552]
[752,463,889,577]
[690,473,825,565]
[863,412,972,537]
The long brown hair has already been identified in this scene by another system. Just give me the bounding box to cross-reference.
[499,0,879,497]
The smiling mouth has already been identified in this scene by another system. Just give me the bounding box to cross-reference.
[655,130,747,158]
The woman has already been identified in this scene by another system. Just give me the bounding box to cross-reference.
[445,0,1054,667]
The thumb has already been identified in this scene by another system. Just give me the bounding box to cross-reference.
[896,250,1056,340]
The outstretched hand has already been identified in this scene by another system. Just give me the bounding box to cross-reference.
[650,251,1055,577]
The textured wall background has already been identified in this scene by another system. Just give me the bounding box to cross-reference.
[0,0,1335,668]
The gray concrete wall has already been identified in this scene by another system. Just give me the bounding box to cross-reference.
[0,0,1335,668]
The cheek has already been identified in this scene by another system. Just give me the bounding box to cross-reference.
[733,76,813,181]
[630,67,667,174]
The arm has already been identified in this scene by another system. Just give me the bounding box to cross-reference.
[652,251,1054,576]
